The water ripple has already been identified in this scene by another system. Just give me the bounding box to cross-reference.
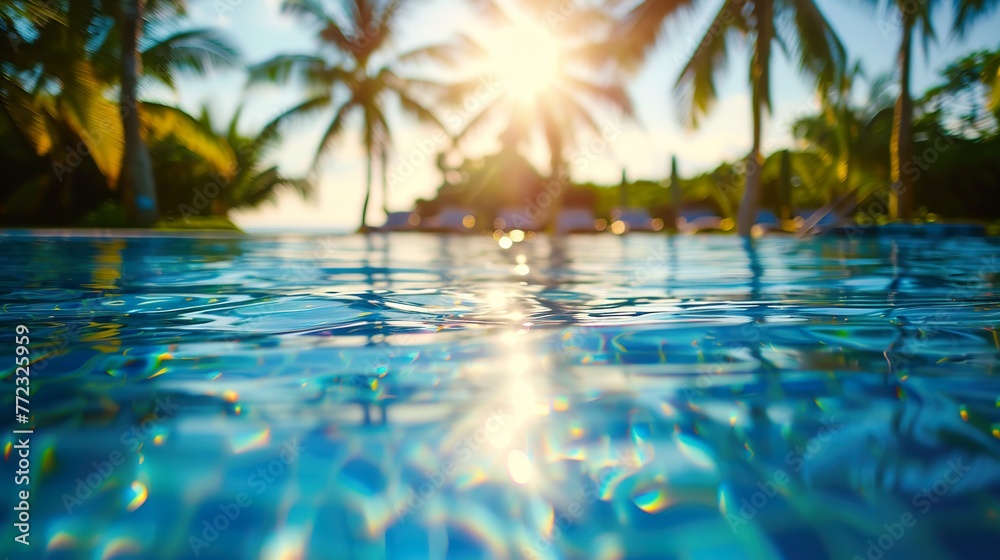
[1,232,999,559]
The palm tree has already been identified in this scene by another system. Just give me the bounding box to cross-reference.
[611,0,845,236]
[248,0,459,231]
[857,0,942,220]
[921,47,1000,135]
[858,0,997,220]
[951,1,1000,121]
[448,0,633,228]
[821,62,863,201]
[668,154,682,226]
[793,70,900,214]
[120,0,158,226]
[1,0,239,223]
[120,0,243,226]
[792,61,867,201]
[198,106,313,216]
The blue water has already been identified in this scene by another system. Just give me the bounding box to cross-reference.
[2,233,999,559]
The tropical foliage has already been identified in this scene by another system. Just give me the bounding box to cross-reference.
[854,0,999,220]
[609,0,846,235]
[447,0,633,218]
[247,0,470,230]
[152,105,313,222]
[2,0,999,231]
[0,0,254,226]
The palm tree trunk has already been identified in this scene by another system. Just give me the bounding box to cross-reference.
[546,138,565,235]
[670,155,682,228]
[359,147,373,232]
[737,95,764,237]
[380,147,389,217]
[838,144,850,199]
[779,150,792,221]
[890,15,914,220]
[120,0,158,227]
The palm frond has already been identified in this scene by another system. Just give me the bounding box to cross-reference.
[362,0,405,60]
[281,0,335,23]
[231,166,313,209]
[227,104,244,142]
[0,79,53,156]
[465,0,514,25]
[986,51,1000,115]
[379,69,446,128]
[394,88,446,129]
[559,75,634,116]
[751,0,774,116]
[435,75,500,106]
[783,0,846,91]
[365,100,392,156]
[550,88,604,139]
[953,0,1000,36]
[395,34,485,66]
[867,70,897,109]
[539,96,566,175]
[610,0,698,70]
[246,54,329,88]
[454,95,505,144]
[257,94,334,149]
[58,60,124,184]
[141,29,240,89]
[140,102,237,175]
[674,0,742,127]
[314,101,354,167]
[2,0,66,27]
[282,0,356,52]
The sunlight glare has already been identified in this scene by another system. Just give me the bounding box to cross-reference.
[482,20,561,102]
[507,449,534,484]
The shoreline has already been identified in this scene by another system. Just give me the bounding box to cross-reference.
[0,221,995,238]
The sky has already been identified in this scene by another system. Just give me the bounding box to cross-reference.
[160,0,1000,230]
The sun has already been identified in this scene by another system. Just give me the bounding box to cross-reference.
[480,20,562,102]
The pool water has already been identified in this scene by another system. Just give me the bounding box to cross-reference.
[2,233,999,559]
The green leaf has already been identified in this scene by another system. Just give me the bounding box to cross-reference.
[1,81,53,156]
[141,28,241,90]
[139,102,237,175]
[58,60,124,185]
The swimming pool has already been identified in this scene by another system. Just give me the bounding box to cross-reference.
[2,232,999,559]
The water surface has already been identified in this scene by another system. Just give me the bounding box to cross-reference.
[2,233,999,559]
